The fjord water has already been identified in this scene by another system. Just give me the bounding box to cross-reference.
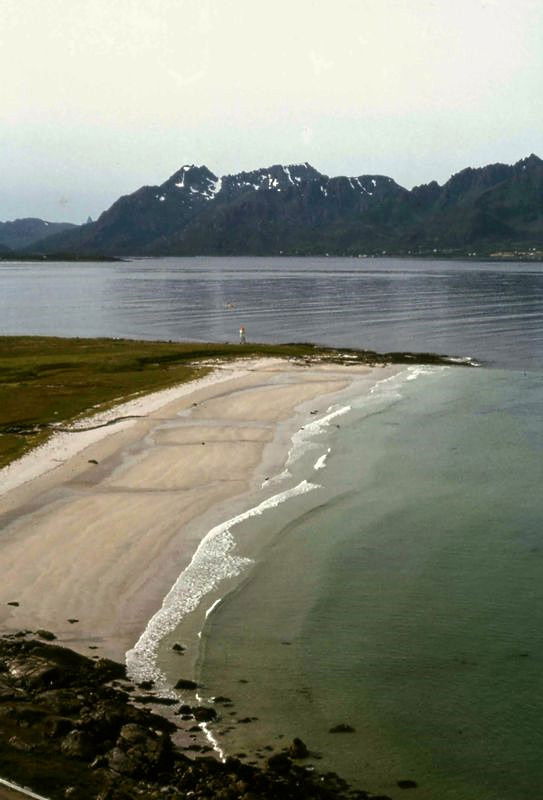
[2,256,543,368]
[3,257,543,797]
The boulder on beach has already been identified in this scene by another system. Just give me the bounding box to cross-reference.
[192,706,218,722]
[288,737,309,758]
[174,677,198,690]
[397,779,418,789]
[36,629,57,641]
[329,723,356,733]
[267,752,292,774]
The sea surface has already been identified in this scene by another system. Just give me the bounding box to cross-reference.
[2,256,543,368]
[3,257,543,799]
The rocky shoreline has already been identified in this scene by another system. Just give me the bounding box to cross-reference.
[0,634,395,800]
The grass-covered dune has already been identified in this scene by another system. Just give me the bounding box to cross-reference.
[0,336,456,469]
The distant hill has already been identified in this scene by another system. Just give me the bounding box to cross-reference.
[27,155,543,257]
[0,218,77,251]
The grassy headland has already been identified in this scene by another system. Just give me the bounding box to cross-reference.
[0,336,458,469]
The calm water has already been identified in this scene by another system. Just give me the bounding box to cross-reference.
[195,366,543,800]
[2,256,543,368]
[3,257,543,798]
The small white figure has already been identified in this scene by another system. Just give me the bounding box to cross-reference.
[239,325,246,344]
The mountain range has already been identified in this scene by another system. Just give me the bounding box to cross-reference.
[3,155,542,258]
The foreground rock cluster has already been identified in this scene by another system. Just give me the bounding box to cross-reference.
[0,635,391,800]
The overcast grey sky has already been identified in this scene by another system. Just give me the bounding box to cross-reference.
[2,0,542,222]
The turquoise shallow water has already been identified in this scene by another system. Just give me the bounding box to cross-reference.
[192,366,543,799]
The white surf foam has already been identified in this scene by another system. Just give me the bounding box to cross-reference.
[445,355,480,366]
[205,597,222,618]
[314,448,331,470]
[126,479,321,692]
[405,365,441,381]
[286,404,351,469]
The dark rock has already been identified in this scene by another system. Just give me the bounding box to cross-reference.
[8,654,62,689]
[397,779,418,789]
[8,735,34,752]
[7,601,19,607]
[212,695,232,703]
[137,680,154,690]
[287,737,309,758]
[192,706,217,723]
[178,704,192,714]
[267,753,292,774]
[88,459,98,464]
[35,688,82,715]
[44,716,73,738]
[172,643,185,652]
[76,707,124,742]
[107,745,141,777]
[329,723,355,733]
[36,629,57,641]
[67,619,79,624]
[61,729,97,760]
[0,675,22,701]
[174,678,198,690]
[108,723,172,778]
[92,657,126,682]
[132,694,177,706]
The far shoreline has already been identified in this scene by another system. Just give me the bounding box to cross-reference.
[2,252,542,263]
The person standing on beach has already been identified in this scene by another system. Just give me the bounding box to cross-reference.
[239,325,246,344]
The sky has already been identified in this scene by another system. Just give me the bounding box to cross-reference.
[1,0,542,223]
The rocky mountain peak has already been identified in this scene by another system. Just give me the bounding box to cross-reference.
[22,154,543,258]
[162,165,221,200]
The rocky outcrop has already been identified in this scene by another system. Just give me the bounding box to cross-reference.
[0,634,389,800]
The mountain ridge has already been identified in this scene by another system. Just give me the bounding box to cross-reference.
[0,217,76,251]
[17,155,543,257]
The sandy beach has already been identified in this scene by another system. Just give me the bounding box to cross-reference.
[0,358,390,664]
